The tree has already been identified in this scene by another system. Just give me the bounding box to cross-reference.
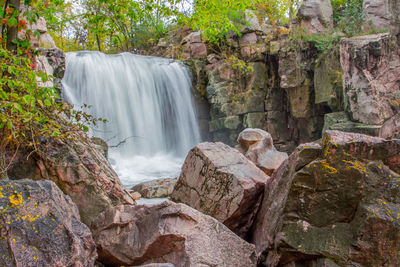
[83,0,180,52]
[5,0,20,51]
[46,0,181,53]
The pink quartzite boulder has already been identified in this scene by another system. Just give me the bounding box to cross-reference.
[91,201,257,267]
[8,133,135,227]
[252,131,400,266]
[340,33,400,127]
[239,32,258,45]
[171,142,269,239]
[181,31,208,59]
[31,17,47,33]
[236,128,288,175]
[296,0,333,34]
[189,43,207,58]
[131,178,177,198]
[181,31,202,44]
[0,179,97,266]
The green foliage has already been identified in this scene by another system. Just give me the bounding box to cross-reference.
[331,0,364,36]
[46,0,180,52]
[0,48,100,149]
[186,0,291,45]
[1,0,297,53]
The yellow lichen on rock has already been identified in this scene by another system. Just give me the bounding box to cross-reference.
[342,160,367,173]
[9,193,23,206]
[321,160,338,174]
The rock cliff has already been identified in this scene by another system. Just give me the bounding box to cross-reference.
[142,0,400,153]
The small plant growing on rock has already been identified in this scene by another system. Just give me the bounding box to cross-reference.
[225,54,254,77]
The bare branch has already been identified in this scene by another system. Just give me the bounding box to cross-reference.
[109,135,145,148]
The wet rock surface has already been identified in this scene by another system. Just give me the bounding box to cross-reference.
[0,179,97,267]
[171,142,269,239]
[252,130,400,267]
[92,201,257,267]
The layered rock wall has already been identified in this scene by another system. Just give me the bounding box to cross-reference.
[340,33,400,134]
[148,30,337,152]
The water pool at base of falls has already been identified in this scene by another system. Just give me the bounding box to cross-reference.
[109,151,184,188]
[62,51,201,188]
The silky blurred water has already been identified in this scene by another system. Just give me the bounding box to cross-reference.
[62,51,201,188]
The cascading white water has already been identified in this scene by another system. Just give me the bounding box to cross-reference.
[62,51,201,187]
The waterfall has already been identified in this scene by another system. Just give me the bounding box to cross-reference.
[62,51,201,187]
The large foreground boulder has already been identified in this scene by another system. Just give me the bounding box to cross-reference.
[236,128,288,175]
[171,142,269,239]
[0,179,97,266]
[92,201,257,267]
[252,131,400,266]
[8,133,135,226]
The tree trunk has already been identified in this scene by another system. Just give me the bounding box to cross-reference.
[96,34,102,52]
[6,0,20,51]
[1,0,10,39]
